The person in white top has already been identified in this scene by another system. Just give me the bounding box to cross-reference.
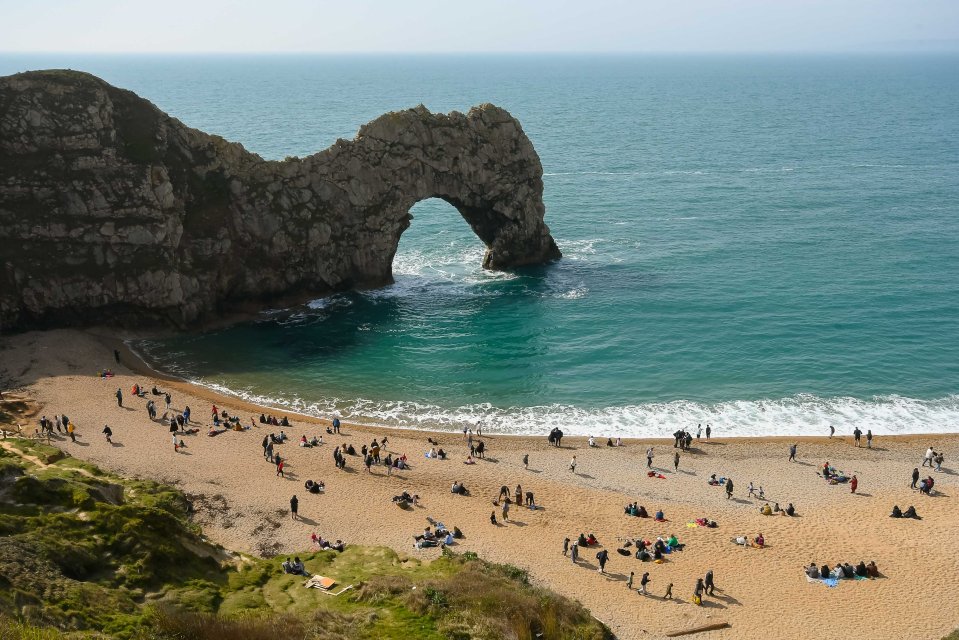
[922,447,935,467]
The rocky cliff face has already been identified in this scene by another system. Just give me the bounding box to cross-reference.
[0,70,560,331]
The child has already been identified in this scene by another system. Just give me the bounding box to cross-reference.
[664,582,673,599]
[747,482,755,498]
[640,572,650,595]
[627,571,634,590]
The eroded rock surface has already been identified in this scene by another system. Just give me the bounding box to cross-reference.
[0,70,560,331]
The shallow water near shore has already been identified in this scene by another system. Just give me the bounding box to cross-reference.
[4,53,958,437]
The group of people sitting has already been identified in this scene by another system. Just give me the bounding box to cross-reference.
[299,434,323,447]
[260,413,291,427]
[426,447,447,459]
[917,476,936,495]
[693,517,719,528]
[310,533,345,552]
[734,533,766,548]
[281,556,309,576]
[707,474,727,486]
[759,502,796,516]
[304,479,325,493]
[413,520,462,549]
[621,535,683,561]
[806,560,878,580]
[450,481,469,495]
[889,505,920,519]
[587,435,624,447]
[577,533,599,547]
[821,462,850,483]
[624,503,649,518]
[392,491,419,508]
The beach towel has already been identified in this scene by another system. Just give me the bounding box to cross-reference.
[654,517,668,522]
[686,521,699,528]
[805,575,839,588]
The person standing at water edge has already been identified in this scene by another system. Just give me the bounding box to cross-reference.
[646,447,654,469]
[569,455,577,473]
[523,453,529,469]
[705,425,711,441]
[854,427,862,447]
[866,430,873,448]
[789,443,797,462]
[829,425,835,438]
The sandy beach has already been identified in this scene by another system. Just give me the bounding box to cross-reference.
[2,328,958,640]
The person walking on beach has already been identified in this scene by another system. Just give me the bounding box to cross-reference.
[789,443,797,462]
[850,475,858,494]
[523,453,529,469]
[67,421,76,443]
[694,578,705,605]
[290,495,298,520]
[570,541,578,564]
[640,572,651,594]
[705,425,711,441]
[501,499,510,522]
[829,425,835,438]
[173,433,179,453]
[704,570,715,596]
[276,457,285,478]
[923,447,935,467]
[627,571,634,590]
[102,425,112,444]
[115,387,123,407]
[570,455,577,473]
[853,427,862,447]
[747,482,755,498]
[563,537,570,557]
[646,447,654,469]
[725,478,734,499]
[596,549,609,574]
[664,582,673,599]
[332,417,340,434]
[866,430,873,449]
[674,451,680,472]
[697,424,702,440]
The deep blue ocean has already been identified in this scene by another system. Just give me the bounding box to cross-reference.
[4,54,958,436]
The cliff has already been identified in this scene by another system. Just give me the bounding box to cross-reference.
[0,70,560,331]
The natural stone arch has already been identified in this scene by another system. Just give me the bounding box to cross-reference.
[0,71,561,331]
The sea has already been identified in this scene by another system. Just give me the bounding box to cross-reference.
[3,54,958,438]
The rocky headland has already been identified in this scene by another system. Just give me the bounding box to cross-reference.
[0,70,560,331]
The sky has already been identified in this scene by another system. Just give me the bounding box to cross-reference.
[1,0,957,53]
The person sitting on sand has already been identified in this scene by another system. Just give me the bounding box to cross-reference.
[805,562,819,579]
[451,481,468,495]
[588,436,596,447]
[754,533,765,548]
[426,447,436,459]
[841,563,855,579]
[464,455,475,464]
[890,505,903,518]
[760,503,772,516]
[855,561,868,577]
[607,438,614,447]
[437,448,447,460]
[666,534,679,549]
[784,503,796,517]
[300,435,310,447]
[903,505,920,519]
[820,564,831,579]
[490,511,497,525]
[867,561,879,578]
[654,509,666,522]
[577,533,588,547]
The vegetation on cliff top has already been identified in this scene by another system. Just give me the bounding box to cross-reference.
[0,439,609,640]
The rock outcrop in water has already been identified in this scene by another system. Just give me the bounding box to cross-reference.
[0,70,560,331]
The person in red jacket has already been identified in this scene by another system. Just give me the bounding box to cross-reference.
[850,475,858,494]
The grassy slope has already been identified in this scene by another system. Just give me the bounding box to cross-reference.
[0,440,610,640]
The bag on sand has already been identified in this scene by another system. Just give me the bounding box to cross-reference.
[693,595,702,606]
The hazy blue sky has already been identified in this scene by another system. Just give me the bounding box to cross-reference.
[1,0,957,53]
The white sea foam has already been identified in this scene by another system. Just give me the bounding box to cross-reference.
[173,378,959,440]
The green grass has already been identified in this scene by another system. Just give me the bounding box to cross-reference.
[0,439,610,640]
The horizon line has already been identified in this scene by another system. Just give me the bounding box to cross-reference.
[2,49,958,56]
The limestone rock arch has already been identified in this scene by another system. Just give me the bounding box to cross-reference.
[0,71,560,331]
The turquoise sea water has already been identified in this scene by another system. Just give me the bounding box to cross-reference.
[4,54,958,436]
